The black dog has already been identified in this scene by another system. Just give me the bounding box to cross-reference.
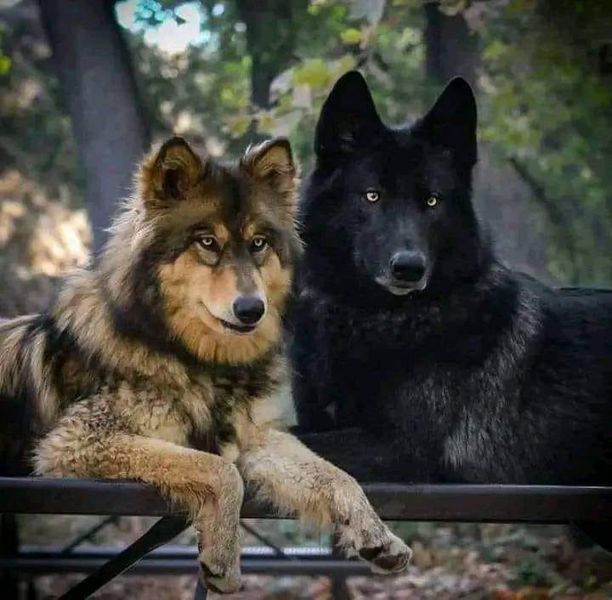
[292,71,612,484]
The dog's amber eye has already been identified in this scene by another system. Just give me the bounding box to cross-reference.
[365,190,380,203]
[250,236,268,253]
[426,194,440,208]
[197,235,219,252]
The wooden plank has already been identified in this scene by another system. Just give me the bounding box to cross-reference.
[0,478,611,522]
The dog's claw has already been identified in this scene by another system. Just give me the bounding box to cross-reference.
[199,548,242,595]
[199,561,242,594]
[358,533,412,575]
[357,532,412,575]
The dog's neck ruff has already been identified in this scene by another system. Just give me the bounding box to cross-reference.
[50,268,282,390]
[300,261,510,332]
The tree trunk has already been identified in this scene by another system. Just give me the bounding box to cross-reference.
[38,0,150,251]
[424,2,479,88]
[236,0,305,109]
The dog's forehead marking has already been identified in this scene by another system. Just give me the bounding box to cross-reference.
[220,170,281,235]
[242,222,259,239]
[187,168,254,239]
[213,223,230,243]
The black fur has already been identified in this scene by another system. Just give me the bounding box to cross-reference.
[292,71,612,484]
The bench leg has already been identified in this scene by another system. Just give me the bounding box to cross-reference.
[330,533,350,600]
[59,515,190,600]
[0,513,20,599]
[194,575,208,600]
[574,522,612,553]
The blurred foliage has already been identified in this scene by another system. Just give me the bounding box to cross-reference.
[477,0,612,283]
[1,0,612,284]
[120,0,612,284]
[0,15,83,205]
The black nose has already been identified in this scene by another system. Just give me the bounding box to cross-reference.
[232,295,265,325]
[390,251,426,283]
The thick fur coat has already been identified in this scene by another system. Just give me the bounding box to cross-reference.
[0,136,410,593]
[292,72,612,485]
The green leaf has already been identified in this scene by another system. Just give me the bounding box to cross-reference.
[293,58,332,90]
[341,27,362,45]
[0,54,11,76]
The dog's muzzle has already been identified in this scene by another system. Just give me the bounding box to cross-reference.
[375,251,428,295]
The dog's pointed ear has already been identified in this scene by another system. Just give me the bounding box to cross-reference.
[243,137,295,179]
[140,137,205,206]
[315,71,384,161]
[242,138,298,216]
[420,77,477,166]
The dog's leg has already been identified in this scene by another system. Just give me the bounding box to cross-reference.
[35,431,243,594]
[232,426,411,574]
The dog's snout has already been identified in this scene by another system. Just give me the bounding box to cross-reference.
[232,295,265,325]
[390,251,426,283]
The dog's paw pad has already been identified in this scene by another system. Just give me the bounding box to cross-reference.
[358,544,385,562]
[359,538,412,575]
[199,561,241,594]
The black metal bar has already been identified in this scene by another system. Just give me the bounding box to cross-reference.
[366,482,612,522]
[240,520,288,558]
[61,516,118,554]
[14,544,333,559]
[0,513,20,599]
[26,580,38,600]
[0,477,609,594]
[194,576,207,600]
[0,478,169,516]
[0,478,611,523]
[573,522,612,553]
[2,551,372,576]
[58,515,189,600]
[330,533,350,600]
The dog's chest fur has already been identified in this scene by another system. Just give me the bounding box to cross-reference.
[295,272,546,480]
[55,350,285,454]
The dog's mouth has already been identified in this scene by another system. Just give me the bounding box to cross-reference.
[375,276,428,296]
[218,318,258,335]
[198,301,260,335]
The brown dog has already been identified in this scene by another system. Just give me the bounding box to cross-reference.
[0,137,411,593]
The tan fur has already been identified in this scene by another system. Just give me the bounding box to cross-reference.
[158,255,284,365]
[1,136,411,593]
[228,394,409,567]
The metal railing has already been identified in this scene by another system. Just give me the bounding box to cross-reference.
[1,478,611,599]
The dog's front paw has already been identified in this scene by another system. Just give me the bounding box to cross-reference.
[357,530,412,574]
[337,517,411,575]
[198,542,242,594]
[329,475,412,574]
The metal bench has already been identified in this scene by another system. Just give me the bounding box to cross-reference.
[0,477,611,599]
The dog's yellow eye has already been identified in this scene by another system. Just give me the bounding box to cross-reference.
[426,195,440,208]
[251,236,268,253]
[365,190,380,203]
[197,235,219,251]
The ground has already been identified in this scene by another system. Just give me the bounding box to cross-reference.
[18,517,612,599]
